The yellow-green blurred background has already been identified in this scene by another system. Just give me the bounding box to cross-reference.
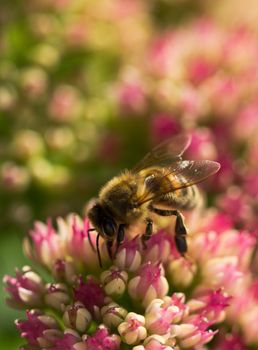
[1,1,258,349]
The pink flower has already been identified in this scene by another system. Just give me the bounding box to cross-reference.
[202,256,243,292]
[48,331,82,350]
[116,80,146,113]
[167,258,197,288]
[73,277,106,315]
[64,216,99,269]
[115,237,142,272]
[150,114,180,145]
[145,294,187,335]
[133,335,175,350]
[187,56,216,85]
[52,259,76,284]
[84,325,120,350]
[118,312,147,345]
[187,289,231,323]
[4,266,44,308]
[25,219,64,268]
[16,310,60,348]
[128,262,169,307]
[173,315,217,348]
[186,128,217,161]
[143,230,177,264]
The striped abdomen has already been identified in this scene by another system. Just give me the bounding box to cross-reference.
[155,185,200,210]
[144,168,201,210]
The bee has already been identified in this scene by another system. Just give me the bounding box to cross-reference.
[88,134,220,267]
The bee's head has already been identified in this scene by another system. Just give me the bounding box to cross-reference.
[88,203,117,239]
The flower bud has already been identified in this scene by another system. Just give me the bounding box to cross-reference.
[101,302,128,329]
[167,258,197,288]
[63,302,92,333]
[16,309,61,349]
[133,335,175,350]
[202,256,242,292]
[128,262,169,308]
[145,296,187,335]
[143,230,173,264]
[100,266,128,297]
[26,219,64,269]
[84,325,120,350]
[187,289,231,323]
[172,315,217,348]
[118,312,147,345]
[4,266,44,309]
[52,259,77,284]
[46,329,82,350]
[45,283,70,311]
[115,237,142,272]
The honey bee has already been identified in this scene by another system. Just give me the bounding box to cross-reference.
[88,134,220,267]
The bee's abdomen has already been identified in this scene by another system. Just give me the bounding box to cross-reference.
[155,185,200,210]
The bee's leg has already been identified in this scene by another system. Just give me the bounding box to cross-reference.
[114,224,126,257]
[87,228,96,251]
[106,240,113,261]
[148,205,187,255]
[96,233,103,268]
[141,218,153,249]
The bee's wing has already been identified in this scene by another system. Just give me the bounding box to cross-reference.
[132,133,191,173]
[136,160,220,206]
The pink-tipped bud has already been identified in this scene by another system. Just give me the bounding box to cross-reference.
[128,262,169,308]
[118,312,147,345]
[63,302,92,333]
[145,295,187,335]
[27,220,64,268]
[101,302,128,329]
[52,259,77,284]
[46,329,82,350]
[4,266,44,309]
[167,258,197,288]
[15,309,61,349]
[187,289,231,323]
[100,266,128,297]
[202,256,242,292]
[133,334,175,350]
[143,230,174,264]
[172,315,217,348]
[83,325,121,350]
[44,283,70,311]
[115,237,142,272]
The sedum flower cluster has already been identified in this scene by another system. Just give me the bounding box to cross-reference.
[4,209,258,349]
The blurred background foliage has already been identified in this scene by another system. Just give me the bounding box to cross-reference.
[1,0,258,349]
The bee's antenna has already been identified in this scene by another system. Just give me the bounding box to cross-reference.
[87,228,96,252]
[96,233,102,268]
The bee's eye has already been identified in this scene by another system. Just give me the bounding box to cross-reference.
[102,219,116,237]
